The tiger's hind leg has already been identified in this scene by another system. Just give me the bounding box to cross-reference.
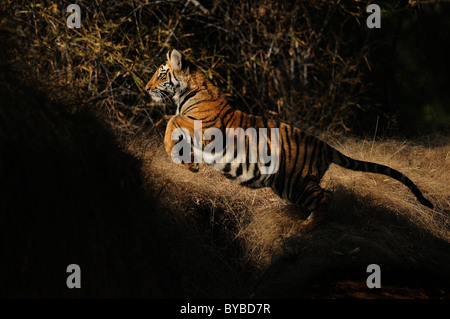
[294,181,332,234]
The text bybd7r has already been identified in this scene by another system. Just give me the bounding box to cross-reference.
[180,303,270,316]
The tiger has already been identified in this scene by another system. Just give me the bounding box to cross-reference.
[145,48,434,233]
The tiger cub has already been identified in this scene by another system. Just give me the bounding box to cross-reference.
[145,49,433,233]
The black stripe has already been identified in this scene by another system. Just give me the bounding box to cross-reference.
[327,145,334,163]
[223,163,231,173]
[284,126,292,162]
[184,98,221,115]
[293,178,310,204]
[262,117,269,132]
[319,141,328,171]
[245,129,251,164]
[236,164,243,177]
[223,109,236,127]
[179,89,200,111]
[183,101,204,114]
[249,115,256,130]
[217,100,228,112]
[295,178,312,204]
[241,164,261,186]
[172,72,180,83]
[299,135,310,177]
[235,112,243,128]
[260,129,272,167]
[307,139,319,175]
[291,135,310,195]
[287,129,301,199]
[201,103,230,125]
[223,173,234,180]
[274,128,287,196]
[283,126,293,195]
[192,114,210,121]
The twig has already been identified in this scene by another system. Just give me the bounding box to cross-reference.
[190,0,209,15]
[370,116,379,157]
[156,0,191,56]
[386,140,407,161]
[131,0,144,48]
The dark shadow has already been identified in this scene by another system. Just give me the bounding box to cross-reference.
[252,186,450,298]
[0,28,251,299]
[0,45,183,298]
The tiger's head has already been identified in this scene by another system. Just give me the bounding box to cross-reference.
[145,49,192,103]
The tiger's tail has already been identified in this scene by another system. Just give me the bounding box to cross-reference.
[331,149,434,209]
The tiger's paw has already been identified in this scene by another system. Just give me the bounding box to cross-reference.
[298,211,326,234]
[298,220,315,234]
[184,162,199,172]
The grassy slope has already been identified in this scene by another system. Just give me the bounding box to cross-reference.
[1,68,449,298]
[132,130,450,298]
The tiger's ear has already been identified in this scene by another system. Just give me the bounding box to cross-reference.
[167,49,182,71]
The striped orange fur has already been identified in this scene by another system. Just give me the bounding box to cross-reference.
[145,49,433,233]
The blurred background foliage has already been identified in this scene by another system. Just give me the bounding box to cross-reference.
[1,0,449,137]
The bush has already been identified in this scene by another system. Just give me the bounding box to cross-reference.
[0,0,412,135]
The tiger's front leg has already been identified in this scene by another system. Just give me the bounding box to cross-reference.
[164,115,199,172]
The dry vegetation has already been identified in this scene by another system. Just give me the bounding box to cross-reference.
[1,0,390,134]
[1,0,450,298]
[127,130,450,298]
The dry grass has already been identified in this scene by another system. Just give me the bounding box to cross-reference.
[126,131,450,298]
[324,136,450,239]
[2,0,449,299]
[2,0,424,135]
